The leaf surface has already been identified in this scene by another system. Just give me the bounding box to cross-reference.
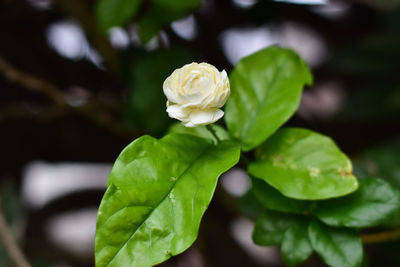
[315,178,400,227]
[248,128,358,200]
[308,221,363,267]
[252,210,301,246]
[95,134,240,267]
[225,47,312,151]
[281,221,313,267]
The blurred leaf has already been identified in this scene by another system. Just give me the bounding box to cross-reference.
[225,46,312,151]
[0,181,23,267]
[281,221,313,267]
[248,128,358,200]
[168,123,230,143]
[308,221,363,267]
[353,139,400,227]
[237,189,265,219]
[252,210,301,246]
[354,0,400,10]
[354,139,400,188]
[338,85,400,121]
[95,0,142,32]
[138,0,201,43]
[124,47,193,136]
[252,177,313,214]
[330,36,400,76]
[315,178,400,228]
[95,133,240,267]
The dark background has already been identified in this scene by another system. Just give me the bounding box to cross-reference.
[0,0,399,266]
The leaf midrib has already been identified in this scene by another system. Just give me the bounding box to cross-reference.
[104,143,213,267]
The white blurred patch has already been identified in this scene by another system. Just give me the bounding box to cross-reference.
[232,0,258,8]
[64,86,91,107]
[221,168,250,197]
[310,0,351,20]
[220,22,327,67]
[230,217,281,264]
[279,22,328,67]
[22,161,111,209]
[220,25,280,65]
[298,81,346,120]
[171,15,197,41]
[26,0,51,9]
[46,208,97,258]
[274,0,327,4]
[108,27,130,50]
[46,20,103,68]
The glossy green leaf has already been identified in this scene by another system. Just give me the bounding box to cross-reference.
[281,221,313,267]
[252,210,301,246]
[138,0,201,42]
[308,221,363,267]
[124,47,193,135]
[315,178,400,228]
[252,177,313,214]
[225,46,312,151]
[168,123,230,143]
[248,128,358,200]
[95,133,240,267]
[95,0,142,32]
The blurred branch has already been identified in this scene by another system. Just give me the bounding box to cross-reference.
[0,103,68,122]
[0,56,135,138]
[0,201,31,267]
[361,228,400,244]
[0,57,66,105]
[53,0,118,73]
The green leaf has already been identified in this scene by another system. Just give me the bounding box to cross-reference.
[123,47,193,136]
[314,178,400,228]
[237,189,265,219]
[138,0,201,43]
[308,221,363,267]
[225,46,312,151]
[354,139,400,188]
[252,177,313,214]
[95,133,240,267]
[281,221,313,267]
[248,127,358,200]
[168,123,230,143]
[353,139,400,227]
[252,210,301,246]
[95,0,142,33]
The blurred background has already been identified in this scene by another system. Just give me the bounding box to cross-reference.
[0,0,400,266]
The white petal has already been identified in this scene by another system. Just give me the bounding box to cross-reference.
[187,109,224,127]
[166,104,189,121]
[182,121,196,127]
[163,82,179,103]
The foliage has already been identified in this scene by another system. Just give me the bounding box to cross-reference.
[95,134,240,267]
[95,44,400,267]
[248,128,358,200]
[225,47,312,151]
[95,0,200,42]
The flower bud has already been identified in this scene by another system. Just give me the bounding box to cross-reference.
[163,62,230,127]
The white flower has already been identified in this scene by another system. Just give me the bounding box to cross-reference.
[163,62,230,127]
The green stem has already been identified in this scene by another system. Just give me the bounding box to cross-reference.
[361,228,400,244]
[206,125,221,143]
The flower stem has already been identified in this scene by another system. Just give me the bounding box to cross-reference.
[361,228,400,244]
[206,125,221,143]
